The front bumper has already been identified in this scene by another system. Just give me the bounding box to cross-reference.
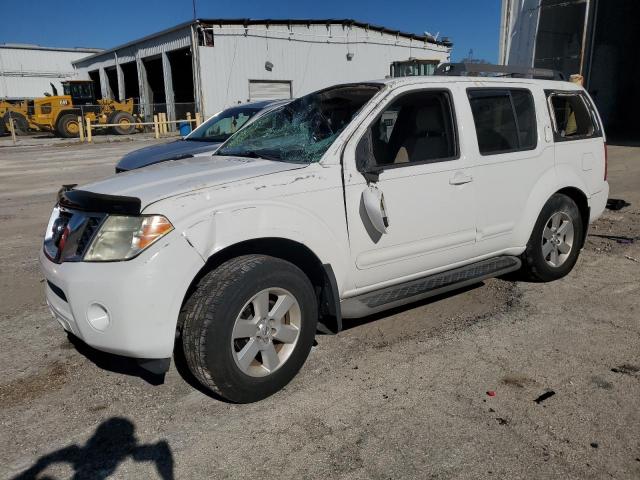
[39,231,204,359]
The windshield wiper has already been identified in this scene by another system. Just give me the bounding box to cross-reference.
[186,135,228,142]
[224,149,283,161]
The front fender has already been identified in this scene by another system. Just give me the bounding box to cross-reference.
[180,199,351,294]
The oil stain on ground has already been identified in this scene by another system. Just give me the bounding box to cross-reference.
[0,361,68,408]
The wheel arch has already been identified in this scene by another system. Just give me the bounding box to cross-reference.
[514,164,591,248]
[179,237,342,334]
[555,186,590,249]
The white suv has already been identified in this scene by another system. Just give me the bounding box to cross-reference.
[40,76,608,402]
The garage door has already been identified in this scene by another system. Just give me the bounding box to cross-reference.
[248,80,292,101]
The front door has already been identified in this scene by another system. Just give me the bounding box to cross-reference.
[342,87,476,293]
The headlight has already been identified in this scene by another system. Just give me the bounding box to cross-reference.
[84,215,173,261]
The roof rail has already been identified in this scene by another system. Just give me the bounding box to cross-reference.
[435,63,566,81]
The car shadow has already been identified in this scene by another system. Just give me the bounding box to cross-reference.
[65,333,165,386]
[339,282,486,331]
[11,417,174,480]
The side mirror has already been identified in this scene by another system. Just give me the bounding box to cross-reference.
[362,184,389,234]
[355,129,382,182]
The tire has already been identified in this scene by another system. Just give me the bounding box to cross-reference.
[181,255,318,403]
[108,111,136,135]
[520,193,584,282]
[3,112,29,135]
[56,113,81,138]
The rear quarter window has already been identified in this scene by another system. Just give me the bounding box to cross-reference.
[546,91,601,141]
[468,89,537,155]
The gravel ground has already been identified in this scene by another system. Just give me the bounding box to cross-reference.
[0,140,638,479]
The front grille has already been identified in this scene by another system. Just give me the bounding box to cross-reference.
[43,208,106,263]
[76,216,101,256]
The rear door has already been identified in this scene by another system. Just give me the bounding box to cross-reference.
[463,84,554,254]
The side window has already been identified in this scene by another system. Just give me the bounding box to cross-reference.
[204,112,252,137]
[365,90,458,167]
[547,93,597,140]
[468,89,537,155]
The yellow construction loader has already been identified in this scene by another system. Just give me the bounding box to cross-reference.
[1,80,137,137]
[0,100,31,135]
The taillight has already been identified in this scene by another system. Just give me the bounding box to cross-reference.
[604,143,608,181]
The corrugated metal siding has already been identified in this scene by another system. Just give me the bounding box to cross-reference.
[0,47,93,98]
[500,0,542,67]
[198,23,451,116]
[248,80,292,101]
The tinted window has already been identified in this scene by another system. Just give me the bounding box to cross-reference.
[468,89,537,155]
[188,106,261,142]
[548,94,596,139]
[512,90,537,149]
[364,91,457,166]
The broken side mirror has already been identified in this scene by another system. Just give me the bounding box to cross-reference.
[362,184,389,234]
[355,128,382,183]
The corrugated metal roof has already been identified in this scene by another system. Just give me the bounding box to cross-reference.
[72,18,453,65]
[0,43,102,53]
[197,19,453,46]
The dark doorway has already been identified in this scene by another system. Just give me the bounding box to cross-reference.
[534,0,586,76]
[142,56,166,115]
[88,70,102,100]
[105,66,118,100]
[167,47,195,119]
[120,61,140,114]
[586,0,640,142]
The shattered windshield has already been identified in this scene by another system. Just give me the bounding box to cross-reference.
[216,84,382,163]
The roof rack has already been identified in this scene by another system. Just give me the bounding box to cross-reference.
[435,63,565,81]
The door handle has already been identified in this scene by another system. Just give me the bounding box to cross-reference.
[545,125,553,143]
[449,172,473,185]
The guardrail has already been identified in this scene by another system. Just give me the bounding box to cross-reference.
[4,111,204,145]
[80,112,203,143]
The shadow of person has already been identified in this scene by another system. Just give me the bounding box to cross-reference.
[12,417,174,480]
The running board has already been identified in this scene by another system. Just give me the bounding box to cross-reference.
[340,256,521,318]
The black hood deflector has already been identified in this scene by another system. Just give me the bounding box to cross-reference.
[58,185,141,215]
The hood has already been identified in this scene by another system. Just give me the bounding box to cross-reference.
[116,139,223,171]
[81,155,307,208]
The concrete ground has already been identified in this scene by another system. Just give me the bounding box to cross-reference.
[0,140,638,479]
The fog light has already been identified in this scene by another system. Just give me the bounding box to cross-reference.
[87,303,110,331]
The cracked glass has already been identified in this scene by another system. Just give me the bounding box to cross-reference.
[217,84,382,164]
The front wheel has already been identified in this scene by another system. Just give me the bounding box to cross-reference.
[520,193,584,282]
[108,111,136,135]
[56,113,80,138]
[181,255,318,403]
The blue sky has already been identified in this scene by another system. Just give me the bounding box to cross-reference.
[0,0,502,62]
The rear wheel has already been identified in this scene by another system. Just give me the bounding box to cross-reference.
[181,255,318,403]
[3,112,29,135]
[520,193,584,281]
[56,114,80,138]
[108,111,136,135]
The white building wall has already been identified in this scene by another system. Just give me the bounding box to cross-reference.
[197,24,450,117]
[0,46,100,98]
[499,0,541,67]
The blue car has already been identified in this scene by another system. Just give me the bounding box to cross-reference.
[115,100,288,173]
